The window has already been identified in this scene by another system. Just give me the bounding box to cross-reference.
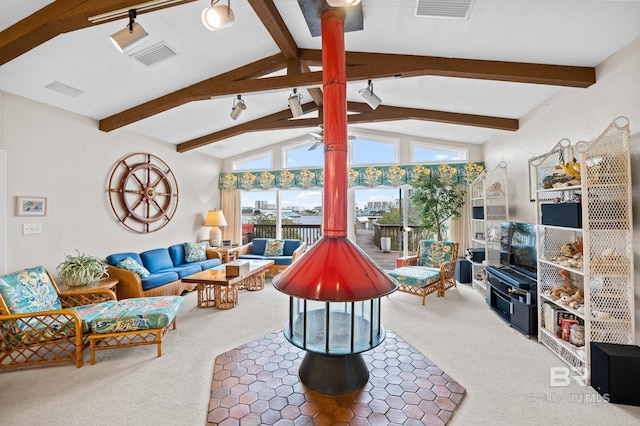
[350,137,398,165]
[233,152,272,170]
[412,142,467,163]
[283,142,324,168]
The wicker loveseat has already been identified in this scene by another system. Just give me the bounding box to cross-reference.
[236,238,306,275]
[387,240,459,306]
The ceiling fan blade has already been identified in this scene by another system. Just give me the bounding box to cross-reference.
[309,131,323,139]
[308,140,323,151]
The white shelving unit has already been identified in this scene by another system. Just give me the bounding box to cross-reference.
[533,117,634,382]
[468,162,508,298]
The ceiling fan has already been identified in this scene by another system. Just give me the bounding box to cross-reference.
[308,125,356,151]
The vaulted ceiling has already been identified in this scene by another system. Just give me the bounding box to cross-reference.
[1,0,640,160]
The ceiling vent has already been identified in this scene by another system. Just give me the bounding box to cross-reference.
[44,81,84,97]
[414,0,474,19]
[130,41,178,67]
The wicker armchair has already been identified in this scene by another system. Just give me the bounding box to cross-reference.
[388,241,459,305]
[0,266,117,369]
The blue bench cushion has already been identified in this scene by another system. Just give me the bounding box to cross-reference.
[90,296,184,334]
[283,239,303,256]
[250,239,268,255]
[140,271,180,291]
[388,266,440,288]
[189,258,221,270]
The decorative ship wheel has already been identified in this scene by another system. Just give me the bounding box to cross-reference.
[107,153,179,233]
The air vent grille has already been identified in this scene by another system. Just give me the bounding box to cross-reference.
[44,81,84,97]
[130,41,178,66]
[415,0,474,19]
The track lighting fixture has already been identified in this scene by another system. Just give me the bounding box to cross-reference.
[230,95,246,120]
[326,0,361,6]
[288,88,304,117]
[359,80,382,110]
[202,0,235,31]
[110,9,149,53]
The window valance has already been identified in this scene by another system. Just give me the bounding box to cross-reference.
[219,162,484,191]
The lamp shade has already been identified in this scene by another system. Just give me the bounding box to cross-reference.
[204,210,228,227]
[110,22,149,53]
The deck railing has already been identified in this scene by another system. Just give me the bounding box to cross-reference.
[247,222,431,251]
[372,223,432,252]
[251,224,322,245]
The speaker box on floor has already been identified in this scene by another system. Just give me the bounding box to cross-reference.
[590,342,640,406]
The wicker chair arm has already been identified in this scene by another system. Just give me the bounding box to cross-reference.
[0,309,84,346]
[440,259,457,279]
[205,248,222,260]
[401,255,419,267]
[106,265,144,299]
[291,242,307,263]
[236,243,252,256]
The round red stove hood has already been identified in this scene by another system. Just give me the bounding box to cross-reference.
[272,236,398,302]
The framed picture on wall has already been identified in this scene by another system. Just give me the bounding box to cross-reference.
[16,196,47,216]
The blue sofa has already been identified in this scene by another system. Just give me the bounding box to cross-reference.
[236,238,306,275]
[105,243,222,299]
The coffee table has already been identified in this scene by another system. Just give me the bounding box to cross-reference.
[183,260,274,309]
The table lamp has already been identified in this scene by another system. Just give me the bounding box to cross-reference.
[204,210,227,247]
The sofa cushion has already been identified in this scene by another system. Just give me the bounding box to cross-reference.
[388,266,440,288]
[238,254,267,262]
[115,257,150,278]
[184,242,207,263]
[140,248,174,273]
[90,296,184,334]
[68,300,119,333]
[250,239,268,256]
[264,256,293,266]
[162,264,202,278]
[106,252,143,267]
[0,266,61,314]
[168,244,186,266]
[283,239,303,256]
[140,271,180,291]
[264,239,285,256]
[190,258,222,270]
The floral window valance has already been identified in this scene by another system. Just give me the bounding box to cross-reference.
[219,162,484,191]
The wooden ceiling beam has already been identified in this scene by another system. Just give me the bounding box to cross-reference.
[99,53,287,131]
[299,49,596,88]
[347,102,519,131]
[177,102,319,152]
[248,0,298,60]
[0,0,196,67]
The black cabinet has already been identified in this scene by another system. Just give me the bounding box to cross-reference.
[486,265,537,336]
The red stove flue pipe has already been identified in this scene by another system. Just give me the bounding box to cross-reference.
[321,8,348,238]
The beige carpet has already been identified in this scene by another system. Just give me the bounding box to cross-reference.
[1,282,640,425]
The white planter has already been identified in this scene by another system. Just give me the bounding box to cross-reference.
[381,237,391,253]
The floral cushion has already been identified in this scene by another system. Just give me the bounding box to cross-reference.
[263,239,285,256]
[116,257,150,278]
[184,242,206,263]
[90,296,184,334]
[418,241,455,267]
[0,266,61,314]
[388,266,440,288]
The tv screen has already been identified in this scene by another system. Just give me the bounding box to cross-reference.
[500,221,537,278]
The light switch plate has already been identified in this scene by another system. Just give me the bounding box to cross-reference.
[23,224,42,235]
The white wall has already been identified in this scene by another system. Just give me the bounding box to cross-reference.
[483,36,640,342]
[0,92,222,275]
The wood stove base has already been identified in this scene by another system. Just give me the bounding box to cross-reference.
[207,330,466,425]
[299,351,369,395]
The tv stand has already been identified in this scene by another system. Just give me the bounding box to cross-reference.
[485,265,537,336]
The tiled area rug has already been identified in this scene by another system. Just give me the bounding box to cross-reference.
[207,330,465,425]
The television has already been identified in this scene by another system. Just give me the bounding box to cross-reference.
[500,221,537,278]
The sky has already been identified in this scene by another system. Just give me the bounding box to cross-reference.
[241,187,401,211]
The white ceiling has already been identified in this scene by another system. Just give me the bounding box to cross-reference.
[2,0,640,160]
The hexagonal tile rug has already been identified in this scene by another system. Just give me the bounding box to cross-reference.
[208,330,465,425]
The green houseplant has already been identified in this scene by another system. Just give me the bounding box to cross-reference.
[57,250,108,287]
[410,170,466,241]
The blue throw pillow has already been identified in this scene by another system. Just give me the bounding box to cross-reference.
[184,242,206,263]
[116,257,150,278]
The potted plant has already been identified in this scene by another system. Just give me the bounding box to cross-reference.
[410,170,466,241]
[57,250,108,287]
